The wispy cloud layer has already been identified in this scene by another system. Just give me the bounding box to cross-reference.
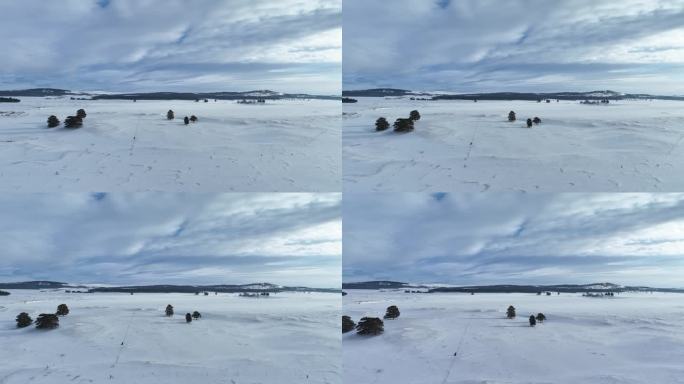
[0,0,341,94]
[344,0,684,94]
[344,193,684,287]
[0,193,341,287]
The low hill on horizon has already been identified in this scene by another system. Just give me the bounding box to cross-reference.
[342,280,684,293]
[0,280,339,293]
[342,88,684,101]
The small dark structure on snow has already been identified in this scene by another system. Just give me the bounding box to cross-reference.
[375,117,390,131]
[56,304,69,316]
[409,110,421,121]
[507,305,516,319]
[526,118,533,128]
[64,116,83,128]
[184,116,190,125]
[165,304,174,317]
[16,312,33,328]
[529,315,536,327]
[190,115,198,123]
[393,118,414,133]
[185,313,192,323]
[533,117,542,124]
[356,317,384,335]
[35,313,59,329]
[384,305,400,319]
[508,111,516,122]
[192,311,201,319]
[76,109,87,119]
[47,115,60,128]
[167,110,175,120]
[342,315,355,333]
[536,313,546,323]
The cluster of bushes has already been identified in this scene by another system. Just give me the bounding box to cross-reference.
[15,303,70,330]
[0,290,9,296]
[375,110,421,133]
[342,97,358,103]
[47,109,87,129]
[166,304,202,323]
[166,110,198,125]
[343,305,401,336]
[0,97,20,103]
[507,305,547,327]
[507,111,542,128]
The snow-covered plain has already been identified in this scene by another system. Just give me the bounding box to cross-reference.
[0,97,340,191]
[0,290,340,384]
[343,290,684,384]
[343,98,684,192]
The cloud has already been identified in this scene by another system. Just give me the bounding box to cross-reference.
[0,0,341,94]
[343,193,684,287]
[343,0,684,94]
[0,193,341,288]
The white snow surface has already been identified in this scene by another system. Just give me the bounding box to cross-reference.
[0,290,340,384]
[343,98,684,192]
[343,290,684,384]
[0,97,340,192]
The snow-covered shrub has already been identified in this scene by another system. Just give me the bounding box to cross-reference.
[507,305,516,319]
[375,117,389,131]
[56,304,69,316]
[47,115,60,128]
[384,305,400,319]
[356,317,384,335]
[16,312,33,328]
[342,315,355,333]
[35,313,59,329]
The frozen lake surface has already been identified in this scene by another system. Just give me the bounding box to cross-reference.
[0,97,340,192]
[343,289,684,384]
[0,290,340,384]
[344,97,684,192]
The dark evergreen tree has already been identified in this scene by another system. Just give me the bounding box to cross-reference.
[47,115,60,128]
[56,304,69,316]
[526,118,533,128]
[393,118,414,133]
[506,305,516,319]
[192,311,201,319]
[342,315,355,333]
[409,110,421,121]
[384,305,400,319]
[64,116,83,128]
[356,317,384,335]
[35,313,59,329]
[185,313,192,323]
[184,116,190,125]
[165,304,174,317]
[167,110,175,120]
[529,315,536,326]
[508,111,516,122]
[536,313,546,322]
[76,109,87,119]
[16,312,33,328]
[375,117,390,131]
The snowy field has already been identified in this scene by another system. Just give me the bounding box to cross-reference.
[0,97,340,192]
[343,98,684,192]
[343,289,684,384]
[0,290,340,384]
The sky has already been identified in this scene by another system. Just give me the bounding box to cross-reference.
[343,0,684,95]
[0,193,341,288]
[344,193,684,287]
[0,0,341,94]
